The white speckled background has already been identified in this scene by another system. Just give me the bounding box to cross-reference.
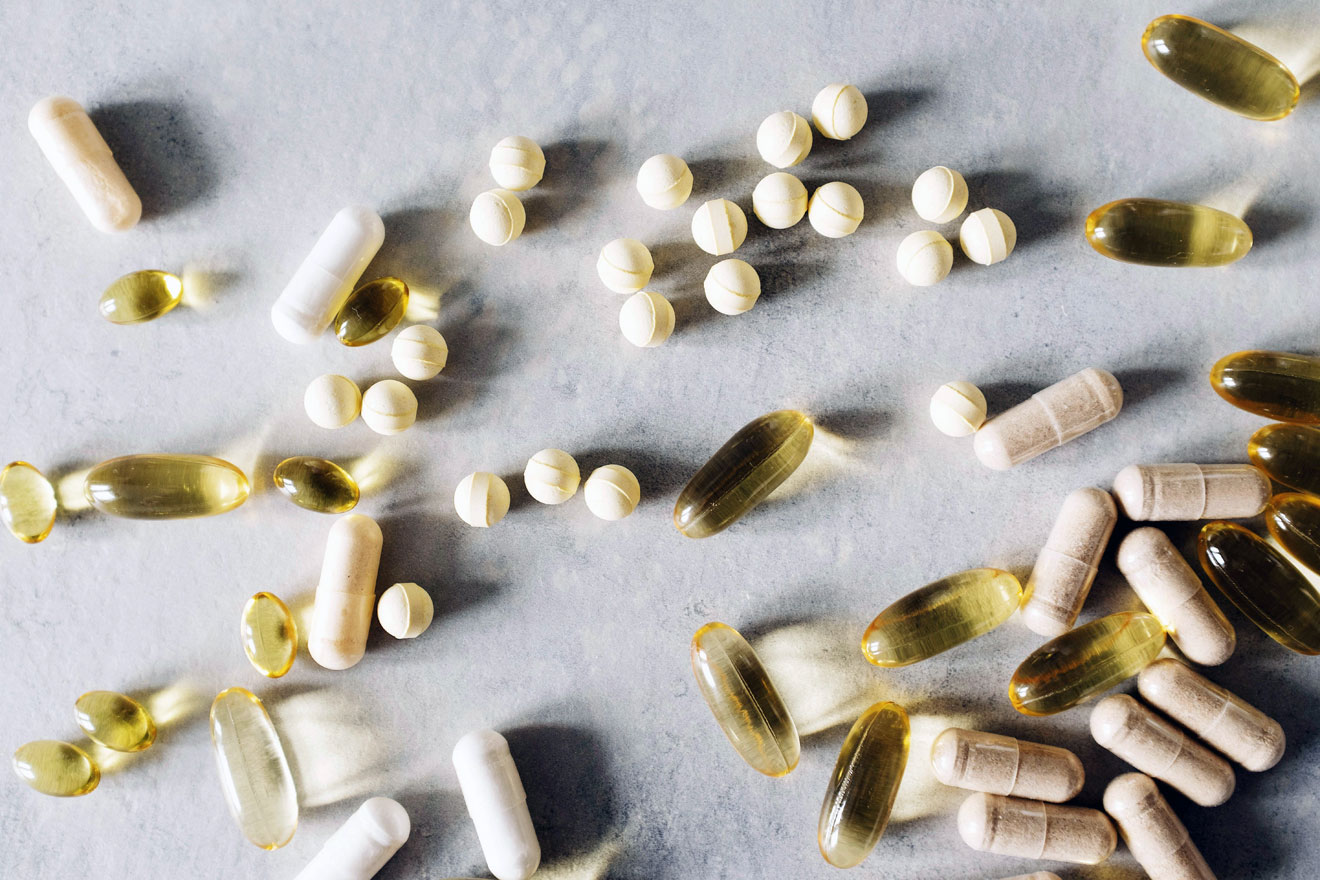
[2,1,1319,877]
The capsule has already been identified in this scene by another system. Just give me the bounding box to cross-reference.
[973,368,1122,470]
[83,454,250,519]
[292,796,411,880]
[1085,199,1252,267]
[452,729,540,880]
[1197,521,1320,654]
[862,569,1022,667]
[28,96,141,232]
[210,687,298,849]
[12,740,100,797]
[1116,527,1236,666]
[1249,423,1320,497]
[309,514,383,670]
[1023,488,1117,636]
[273,456,360,514]
[271,206,385,345]
[1112,463,1269,521]
[1142,14,1299,121]
[74,690,156,752]
[0,461,57,544]
[957,793,1116,865]
[1137,657,1284,771]
[333,276,409,347]
[1010,611,1165,716]
[690,621,800,776]
[99,270,183,324]
[1266,492,1320,575]
[817,701,909,868]
[1210,350,1320,424]
[242,592,297,678]
[930,728,1084,803]
[1103,773,1215,880]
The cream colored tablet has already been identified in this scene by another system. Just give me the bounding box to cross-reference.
[361,380,418,435]
[454,472,511,527]
[912,166,969,223]
[1103,773,1215,880]
[897,230,953,285]
[309,514,383,670]
[957,793,1116,865]
[751,172,808,229]
[305,374,362,429]
[596,238,654,293]
[636,154,692,210]
[811,83,868,140]
[470,189,525,246]
[960,208,1017,265]
[619,291,675,347]
[584,465,640,520]
[808,182,863,238]
[931,728,1084,803]
[756,111,812,167]
[29,96,141,232]
[523,448,580,504]
[929,382,987,437]
[391,325,448,380]
[691,199,748,255]
[453,729,541,880]
[376,582,434,640]
[1022,488,1118,637]
[1112,463,1270,521]
[489,136,545,191]
[974,368,1123,470]
[704,259,761,315]
[293,796,411,880]
[272,206,385,344]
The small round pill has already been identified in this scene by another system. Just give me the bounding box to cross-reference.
[390,325,448,381]
[523,448,580,504]
[751,172,808,229]
[619,291,675,348]
[897,230,954,286]
[930,382,987,437]
[376,582,434,639]
[811,83,868,140]
[454,472,511,527]
[636,153,693,210]
[691,198,748,256]
[596,238,654,294]
[488,136,545,191]
[470,189,526,246]
[361,380,418,435]
[756,111,812,168]
[584,465,640,521]
[960,207,1017,265]
[704,259,761,316]
[912,166,969,223]
[304,374,362,429]
[808,182,864,238]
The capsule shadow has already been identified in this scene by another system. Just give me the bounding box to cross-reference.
[373,206,463,293]
[1110,366,1185,413]
[1243,203,1311,250]
[375,787,470,879]
[90,100,217,220]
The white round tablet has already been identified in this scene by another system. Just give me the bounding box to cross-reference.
[811,83,868,140]
[454,472,511,527]
[636,154,693,210]
[752,172,808,229]
[488,136,545,191]
[469,189,526,246]
[960,208,1017,265]
[756,111,812,168]
[897,230,954,286]
[361,380,418,435]
[304,374,362,429]
[808,182,864,238]
[619,291,675,347]
[596,238,654,294]
[584,465,641,521]
[703,259,761,315]
[912,166,969,224]
[691,199,748,256]
[377,582,435,639]
[930,382,988,437]
[524,448,581,504]
[391,325,448,380]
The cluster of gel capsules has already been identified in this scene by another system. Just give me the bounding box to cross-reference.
[1,11,1316,880]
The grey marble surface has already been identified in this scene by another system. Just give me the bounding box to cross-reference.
[2,1,1319,877]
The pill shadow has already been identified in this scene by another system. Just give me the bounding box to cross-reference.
[976,380,1039,416]
[755,258,834,303]
[965,169,1075,250]
[649,239,707,292]
[90,100,217,220]
[374,514,503,627]
[410,280,519,419]
[807,86,934,168]
[686,155,762,200]
[576,447,690,504]
[374,206,462,292]
[524,138,613,233]
[669,288,724,333]
[376,787,471,879]
[500,471,537,514]
[1242,203,1311,250]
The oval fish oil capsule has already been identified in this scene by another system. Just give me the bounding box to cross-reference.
[1266,492,1320,575]
[957,792,1116,865]
[930,728,1084,803]
[1023,488,1117,637]
[1112,463,1270,522]
[1210,350,1320,424]
[292,796,411,880]
[242,592,298,678]
[99,270,183,324]
[817,701,909,868]
[1103,773,1215,880]
[333,276,409,347]
[12,740,100,797]
[28,96,141,232]
[974,368,1122,470]
[309,514,383,670]
[1137,657,1285,771]
[862,569,1022,667]
[1085,198,1252,267]
[211,687,298,849]
[453,729,541,880]
[74,690,156,752]
[1010,611,1166,716]
[272,206,385,344]
[0,461,57,544]
[1248,423,1320,496]
[691,621,800,776]
[83,454,250,519]
[274,456,360,514]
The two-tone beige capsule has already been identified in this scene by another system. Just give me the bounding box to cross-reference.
[1022,488,1117,636]
[930,728,1084,802]
[974,368,1122,470]
[1113,463,1269,521]
[28,96,141,232]
[1104,773,1215,880]
[957,793,1116,865]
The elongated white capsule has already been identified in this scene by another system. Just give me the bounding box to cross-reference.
[1104,773,1215,880]
[309,514,383,670]
[1113,463,1269,521]
[974,368,1123,470]
[28,96,141,232]
[272,206,385,344]
[293,797,410,880]
[957,792,1116,864]
[931,728,1084,803]
[1023,488,1117,636]
[453,729,540,880]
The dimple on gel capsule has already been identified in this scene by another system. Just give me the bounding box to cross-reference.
[28,96,141,232]
[453,729,541,880]
[931,728,1084,803]
[292,796,411,880]
[1113,463,1269,521]
[309,514,383,670]
[957,793,1116,865]
[1023,488,1117,637]
[1104,773,1215,880]
[272,206,385,344]
[974,368,1123,470]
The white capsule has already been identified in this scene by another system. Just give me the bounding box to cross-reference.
[489,136,545,191]
[691,199,748,256]
[1112,463,1270,521]
[293,796,411,880]
[596,238,654,293]
[584,465,640,521]
[974,368,1123,470]
[376,582,434,640]
[470,189,525,246]
[929,381,987,437]
[619,291,675,347]
[453,729,540,880]
[1103,773,1216,880]
[912,165,969,224]
[751,172,808,229]
[756,111,813,168]
[1022,488,1118,637]
[811,83,868,140]
[930,728,1085,803]
[703,259,761,316]
[957,792,1116,865]
[636,154,692,210]
[309,514,383,670]
[391,325,448,380]
[454,472,511,528]
[271,206,385,344]
[897,230,953,286]
[28,96,141,233]
[523,448,580,504]
[960,208,1017,265]
[305,374,363,429]
[808,182,864,238]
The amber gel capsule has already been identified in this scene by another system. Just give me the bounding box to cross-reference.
[1210,350,1320,424]
[12,740,99,797]
[674,410,813,538]
[1249,423,1320,496]
[211,687,298,849]
[83,454,250,518]
[862,569,1022,666]
[74,690,156,752]
[273,456,360,513]
[99,270,183,324]
[242,592,297,678]
[1267,493,1320,575]
[817,701,909,868]
[1085,199,1252,267]
[333,276,409,347]
[0,461,57,544]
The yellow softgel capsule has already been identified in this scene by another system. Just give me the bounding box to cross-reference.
[1085,199,1252,267]
[0,461,57,544]
[83,454,250,519]
[817,701,909,868]
[98,270,183,324]
[242,592,297,678]
[1248,423,1320,496]
[273,456,360,514]
[74,690,156,752]
[863,569,1022,667]
[333,276,409,347]
[12,740,100,797]
[210,687,298,849]
[1211,350,1320,424]
[1267,492,1320,575]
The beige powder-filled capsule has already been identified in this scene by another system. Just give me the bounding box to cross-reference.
[1112,463,1269,521]
[931,728,1084,802]
[957,793,1116,865]
[1117,528,1236,666]
[309,514,383,670]
[28,96,141,232]
[1090,695,1235,807]
[1023,488,1118,637]
[1104,773,1216,880]
[1137,658,1284,771]
[993,875,1062,880]
[974,368,1123,470]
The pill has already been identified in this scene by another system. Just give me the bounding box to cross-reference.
[305,374,362,429]
[960,208,1016,265]
[1022,488,1118,637]
[811,83,868,140]
[523,448,580,504]
[74,690,156,753]
[454,472,511,527]
[293,796,411,880]
[0,461,57,544]
[691,198,748,255]
[691,621,800,776]
[1249,422,1320,496]
[957,793,1116,865]
[1112,463,1269,521]
[390,325,448,380]
[1086,198,1252,267]
[99,270,183,324]
[1267,492,1320,574]
[618,291,675,348]
[28,96,141,232]
[1137,657,1285,771]
[912,165,969,223]
[12,740,99,797]
[1103,773,1215,880]
[361,380,418,435]
[242,592,297,678]
[1116,527,1236,665]
[993,875,1062,880]
[974,368,1123,470]
[808,181,864,238]
[453,729,541,880]
[1210,350,1320,423]
[897,230,953,286]
[274,457,360,514]
[931,728,1084,803]
[929,381,987,437]
[488,136,545,191]
[584,464,640,520]
[211,687,298,848]
[469,189,525,246]
[333,276,409,347]
[376,582,434,639]
[271,206,385,344]
[84,454,250,519]
[703,258,761,315]
[862,569,1022,667]
[636,153,692,210]
[751,171,808,229]
[818,701,908,868]
[596,238,654,294]
[309,514,383,670]
[756,110,812,167]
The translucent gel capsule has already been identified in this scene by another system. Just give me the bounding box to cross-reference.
[862,569,1022,667]
[273,457,360,514]
[1009,611,1166,716]
[1267,492,1320,575]
[0,461,57,543]
[674,410,813,538]
[12,740,99,796]
[84,454,250,519]
[690,621,800,776]
[1249,423,1320,496]
[1142,14,1300,121]
[74,690,156,752]
[242,592,297,678]
[98,270,183,324]
[210,687,298,849]
[1210,350,1320,424]
[1085,199,1252,267]
[817,701,909,868]
[333,276,409,347]
[1197,521,1320,654]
